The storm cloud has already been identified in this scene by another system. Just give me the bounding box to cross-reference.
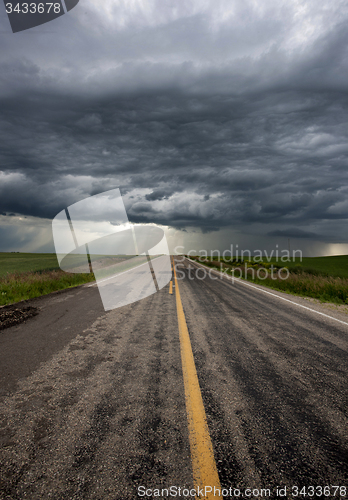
[1,0,348,251]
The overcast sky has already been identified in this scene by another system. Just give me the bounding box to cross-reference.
[1,0,348,255]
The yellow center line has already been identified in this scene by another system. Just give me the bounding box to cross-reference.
[172,257,221,499]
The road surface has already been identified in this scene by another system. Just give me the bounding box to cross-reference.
[0,257,348,499]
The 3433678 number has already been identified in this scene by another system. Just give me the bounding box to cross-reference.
[292,486,347,497]
[5,3,61,14]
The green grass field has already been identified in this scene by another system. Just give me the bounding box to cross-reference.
[0,252,152,307]
[188,254,348,305]
[201,254,348,279]
[0,252,60,277]
[0,253,94,306]
[266,255,348,279]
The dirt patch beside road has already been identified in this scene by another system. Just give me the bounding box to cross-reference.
[0,305,38,331]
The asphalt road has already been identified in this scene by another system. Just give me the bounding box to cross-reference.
[0,257,348,499]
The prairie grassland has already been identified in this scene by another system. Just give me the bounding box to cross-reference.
[188,255,348,305]
[0,252,147,307]
[192,254,348,278]
[243,269,348,304]
[0,270,95,306]
[266,255,348,279]
[0,252,60,277]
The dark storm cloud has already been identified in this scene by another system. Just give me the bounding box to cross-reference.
[0,224,35,250]
[267,228,322,240]
[0,0,348,243]
[145,190,172,201]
